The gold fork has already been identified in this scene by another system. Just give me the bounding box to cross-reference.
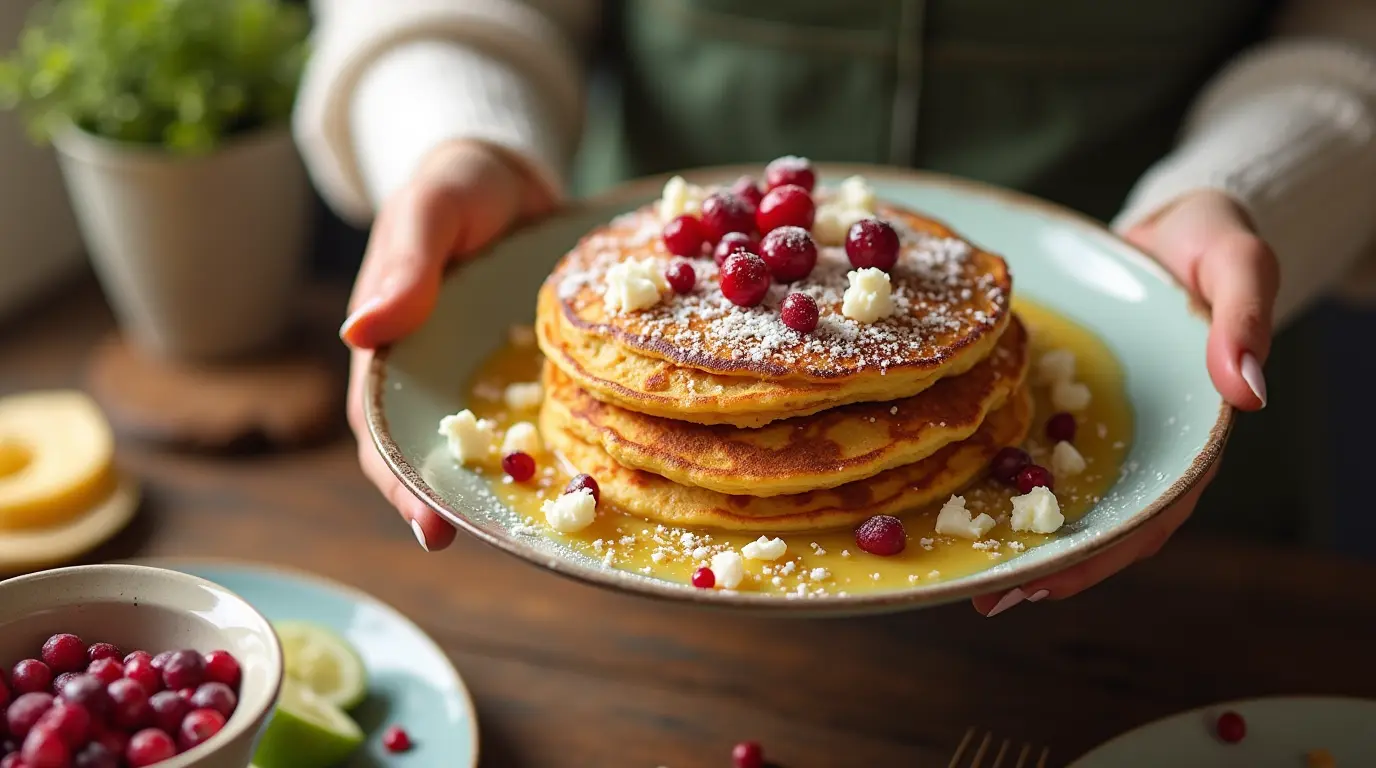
[946,727,1051,768]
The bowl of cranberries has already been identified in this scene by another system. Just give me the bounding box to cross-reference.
[0,565,283,768]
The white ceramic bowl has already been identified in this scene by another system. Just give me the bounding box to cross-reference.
[0,564,283,767]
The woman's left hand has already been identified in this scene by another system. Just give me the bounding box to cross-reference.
[972,189,1279,617]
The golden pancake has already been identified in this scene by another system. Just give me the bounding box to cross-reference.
[543,315,1029,496]
[540,386,1034,533]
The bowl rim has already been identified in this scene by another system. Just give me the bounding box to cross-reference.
[365,163,1235,614]
[0,563,284,764]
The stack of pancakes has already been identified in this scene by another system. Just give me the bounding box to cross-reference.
[536,201,1032,533]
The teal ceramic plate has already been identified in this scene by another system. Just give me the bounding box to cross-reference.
[367,165,1231,615]
[137,559,478,767]
[1071,696,1376,766]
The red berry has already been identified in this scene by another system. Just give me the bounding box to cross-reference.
[148,653,172,672]
[713,232,756,267]
[177,688,195,701]
[855,515,907,556]
[661,215,706,258]
[58,675,108,719]
[84,645,120,665]
[564,474,600,506]
[121,652,150,668]
[41,636,84,675]
[124,729,175,767]
[382,725,412,753]
[501,451,536,482]
[780,293,819,333]
[1016,465,1054,494]
[188,683,236,718]
[161,651,204,691]
[755,184,815,234]
[5,693,54,740]
[50,673,79,696]
[201,651,240,690]
[1216,711,1246,744]
[765,156,815,192]
[106,679,151,730]
[691,567,715,589]
[20,726,68,768]
[845,218,900,272]
[758,226,817,282]
[85,659,121,687]
[719,252,771,308]
[1045,412,1076,443]
[0,675,8,711]
[37,702,89,748]
[990,446,1032,485]
[9,662,51,697]
[0,754,21,768]
[120,658,160,696]
[73,742,118,768]
[147,692,189,736]
[665,261,696,294]
[729,176,764,211]
[699,192,755,244]
[88,723,127,758]
[732,740,765,768]
[177,709,225,751]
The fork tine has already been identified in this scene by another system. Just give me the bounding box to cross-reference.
[968,731,993,768]
[1014,742,1031,768]
[947,727,978,768]
[990,739,1010,768]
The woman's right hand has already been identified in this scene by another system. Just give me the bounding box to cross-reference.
[339,140,556,552]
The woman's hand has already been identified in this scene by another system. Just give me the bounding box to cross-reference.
[973,189,1279,616]
[339,140,555,552]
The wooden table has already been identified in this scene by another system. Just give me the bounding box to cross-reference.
[5,280,1376,767]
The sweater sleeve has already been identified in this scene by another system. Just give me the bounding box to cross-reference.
[293,0,601,225]
[1112,0,1376,324]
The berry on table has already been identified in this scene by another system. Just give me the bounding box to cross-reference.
[661,215,706,258]
[665,261,697,294]
[756,184,815,234]
[382,725,413,753]
[501,451,536,482]
[855,515,906,556]
[691,567,715,589]
[11,660,52,696]
[124,728,176,767]
[1216,711,1246,744]
[758,226,818,282]
[1045,412,1076,443]
[765,155,815,192]
[780,293,820,333]
[991,446,1032,485]
[713,231,756,267]
[1016,465,1054,494]
[201,651,241,690]
[720,252,771,308]
[732,740,765,768]
[177,709,226,751]
[729,176,764,211]
[845,218,900,272]
[565,474,600,506]
[699,192,756,244]
[41,635,85,675]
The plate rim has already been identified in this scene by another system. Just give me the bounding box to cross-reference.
[124,556,480,767]
[365,163,1234,613]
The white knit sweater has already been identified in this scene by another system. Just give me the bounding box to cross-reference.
[294,0,1376,324]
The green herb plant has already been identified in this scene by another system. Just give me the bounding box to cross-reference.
[0,0,309,154]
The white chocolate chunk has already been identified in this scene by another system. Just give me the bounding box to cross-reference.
[604,258,669,313]
[1010,486,1065,534]
[711,551,745,589]
[1037,349,1076,385]
[501,421,543,456]
[1050,440,1086,477]
[542,488,597,533]
[934,495,997,540]
[503,382,543,411]
[837,176,877,212]
[812,203,869,246]
[841,267,895,323]
[741,536,787,561]
[657,175,705,222]
[438,410,495,465]
[1051,380,1092,412]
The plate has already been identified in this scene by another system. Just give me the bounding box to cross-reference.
[367,165,1231,615]
[1071,696,1376,766]
[0,476,140,574]
[138,558,479,767]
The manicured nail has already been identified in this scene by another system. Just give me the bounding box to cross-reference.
[985,588,1027,617]
[339,297,385,344]
[1240,352,1267,408]
[1027,589,1050,602]
[410,519,431,552]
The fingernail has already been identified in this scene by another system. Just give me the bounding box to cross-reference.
[340,297,385,343]
[410,518,431,552]
[985,588,1027,617]
[1027,589,1050,602]
[1240,352,1267,408]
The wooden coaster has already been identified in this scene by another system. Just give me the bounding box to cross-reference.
[85,333,343,451]
[0,476,140,574]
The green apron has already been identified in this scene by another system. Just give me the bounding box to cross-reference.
[573,0,1319,545]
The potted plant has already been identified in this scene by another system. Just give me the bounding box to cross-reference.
[0,0,312,361]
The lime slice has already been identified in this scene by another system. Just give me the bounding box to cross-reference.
[274,620,368,710]
[252,679,364,768]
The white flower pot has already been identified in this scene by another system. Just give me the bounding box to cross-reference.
[53,126,311,361]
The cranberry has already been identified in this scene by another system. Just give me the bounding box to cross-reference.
[712,232,756,267]
[201,651,240,690]
[40,635,84,675]
[855,515,907,556]
[188,683,236,718]
[84,644,120,665]
[122,651,150,668]
[0,754,20,768]
[37,702,89,747]
[177,689,195,702]
[382,725,412,753]
[1016,465,1054,494]
[565,474,600,506]
[990,446,1032,485]
[661,215,706,258]
[20,727,67,768]
[501,451,536,482]
[120,658,160,696]
[85,659,121,687]
[148,653,172,672]
[765,156,815,192]
[1216,711,1246,744]
[147,691,189,735]
[755,184,815,234]
[699,192,755,244]
[758,226,818,282]
[1046,412,1076,443]
[691,567,715,589]
[5,693,53,740]
[729,176,764,211]
[124,729,175,767]
[10,662,51,696]
[732,740,765,768]
[665,261,696,294]
[719,252,771,308]
[780,293,820,333]
[177,709,225,751]
[0,675,8,711]
[73,742,118,768]
[106,679,151,730]
[845,218,900,272]
[58,675,108,719]
[88,724,126,757]
[50,673,79,696]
